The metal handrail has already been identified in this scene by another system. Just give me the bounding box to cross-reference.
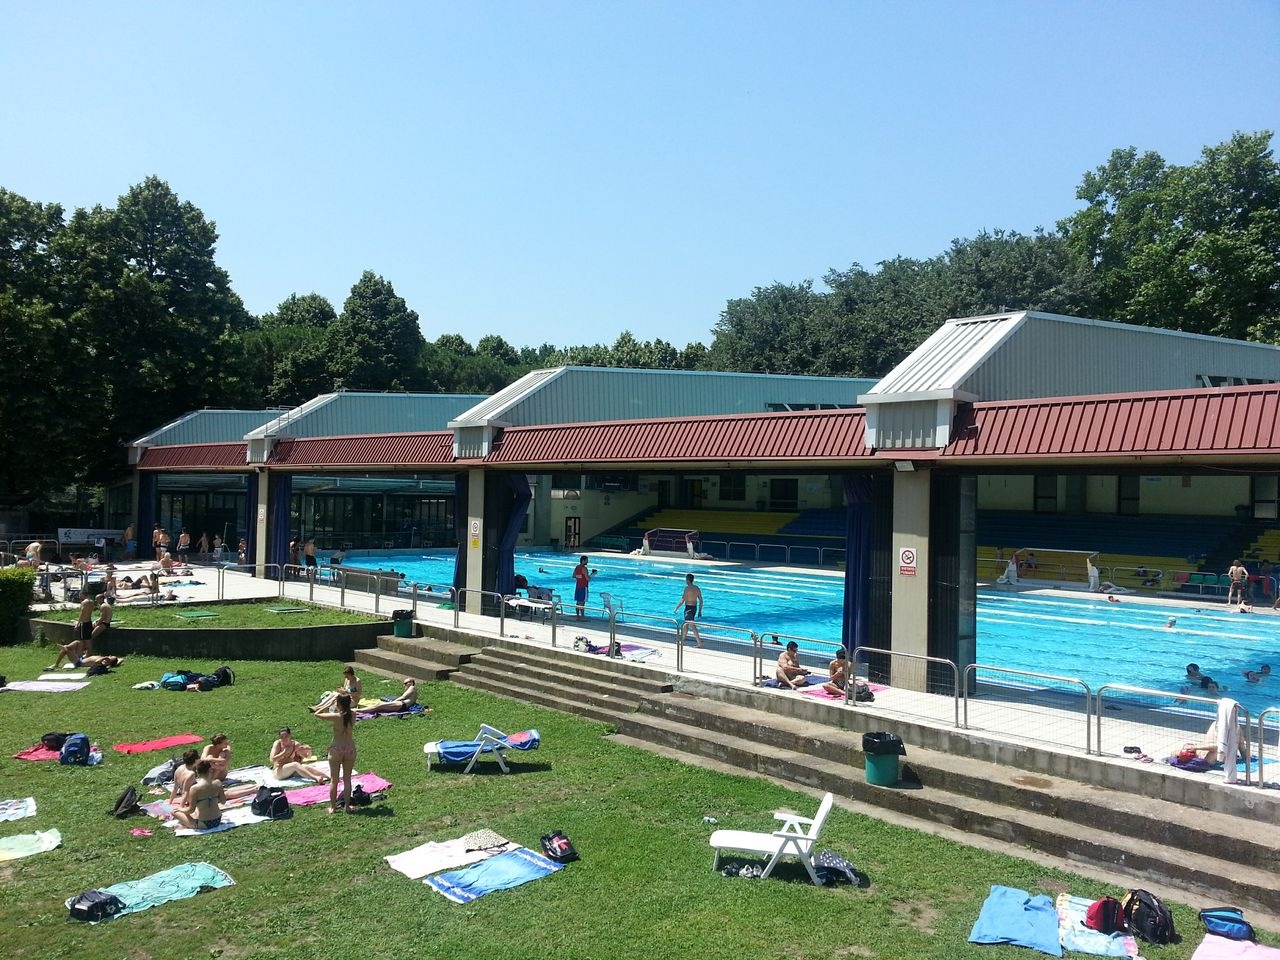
[820,547,846,567]
[1258,707,1280,775]
[217,563,283,600]
[610,610,683,664]
[963,664,1093,753]
[1094,683,1252,786]
[851,644,960,726]
[454,588,506,631]
[674,620,755,672]
[755,633,844,689]
[728,541,758,561]
[408,581,456,618]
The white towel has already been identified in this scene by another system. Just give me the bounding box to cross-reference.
[40,673,87,681]
[1217,697,1241,784]
[169,805,271,835]
[385,833,516,880]
[0,797,37,822]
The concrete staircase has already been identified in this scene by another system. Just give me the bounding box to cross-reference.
[370,627,1280,921]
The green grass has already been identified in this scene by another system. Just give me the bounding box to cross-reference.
[0,642,1264,960]
[37,601,381,629]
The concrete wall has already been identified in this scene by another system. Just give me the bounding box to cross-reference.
[534,489,655,547]
[1139,475,1247,516]
[977,476,1033,510]
[25,617,384,662]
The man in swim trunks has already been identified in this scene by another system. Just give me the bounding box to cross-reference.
[776,641,811,690]
[74,596,95,643]
[48,638,89,671]
[572,555,591,620]
[303,538,318,577]
[88,599,113,654]
[1227,559,1249,606]
[823,651,849,696]
[673,573,703,647]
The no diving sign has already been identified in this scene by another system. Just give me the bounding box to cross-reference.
[899,547,917,577]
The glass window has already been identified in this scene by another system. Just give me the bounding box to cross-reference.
[719,474,746,502]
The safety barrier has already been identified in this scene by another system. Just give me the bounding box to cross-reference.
[755,633,843,691]
[850,645,960,728]
[1258,707,1280,773]
[963,665,1093,754]
[216,564,283,601]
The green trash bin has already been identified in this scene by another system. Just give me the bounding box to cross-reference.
[391,609,414,639]
[863,732,905,786]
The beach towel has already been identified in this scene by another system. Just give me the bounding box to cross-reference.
[760,674,828,689]
[1191,934,1280,959]
[801,680,888,701]
[169,806,271,836]
[0,798,37,822]
[423,846,562,903]
[40,672,87,680]
[13,744,61,761]
[285,773,391,807]
[356,704,427,721]
[1,680,90,693]
[1055,894,1138,957]
[0,828,62,861]
[70,862,234,921]
[386,830,517,880]
[218,765,315,789]
[969,885,1062,957]
[113,734,203,754]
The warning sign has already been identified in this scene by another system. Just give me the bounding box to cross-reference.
[899,547,917,577]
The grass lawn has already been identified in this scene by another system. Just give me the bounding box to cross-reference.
[37,602,382,629]
[0,642,1259,960]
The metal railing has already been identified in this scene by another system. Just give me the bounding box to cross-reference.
[963,664,1093,753]
[1258,707,1280,775]
[610,611,685,665]
[755,633,843,690]
[215,563,282,600]
[1094,684,1252,785]
[674,620,756,672]
[851,645,961,728]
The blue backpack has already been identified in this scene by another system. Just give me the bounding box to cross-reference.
[59,733,90,765]
[160,672,189,691]
[1200,907,1255,941]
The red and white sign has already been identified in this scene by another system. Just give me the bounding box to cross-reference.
[899,547,917,577]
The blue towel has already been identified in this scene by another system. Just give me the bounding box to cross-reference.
[969,885,1062,957]
[435,729,540,764]
[98,862,235,918]
[424,847,561,903]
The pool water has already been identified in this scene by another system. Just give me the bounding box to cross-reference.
[339,550,1280,717]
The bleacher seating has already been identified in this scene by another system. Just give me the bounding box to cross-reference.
[977,511,1240,563]
[639,509,797,537]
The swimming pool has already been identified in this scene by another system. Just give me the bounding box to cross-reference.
[337,549,1280,717]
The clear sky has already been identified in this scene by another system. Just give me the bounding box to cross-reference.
[2,2,1277,351]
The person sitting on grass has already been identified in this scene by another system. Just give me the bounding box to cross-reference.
[358,677,422,714]
[312,665,362,713]
[171,759,225,831]
[201,733,232,781]
[776,641,811,691]
[269,727,329,782]
[170,749,201,804]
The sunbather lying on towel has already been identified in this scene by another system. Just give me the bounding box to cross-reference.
[270,727,328,783]
[360,677,420,714]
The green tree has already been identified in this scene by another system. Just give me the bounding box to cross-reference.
[324,271,425,390]
[260,292,337,329]
[1059,131,1280,340]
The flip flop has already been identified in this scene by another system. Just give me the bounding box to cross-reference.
[1136,754,1154,763]
[1122,745,1142,754]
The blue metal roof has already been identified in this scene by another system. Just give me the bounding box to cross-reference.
[131,409,280,446]
[245,392,488,439]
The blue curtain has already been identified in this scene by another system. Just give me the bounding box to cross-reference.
[452,473,469,590]
[495,474,532,597]
[842,474,874,661]
[137,473,157,555]
[243,474,258,565]
[268,474,292,572]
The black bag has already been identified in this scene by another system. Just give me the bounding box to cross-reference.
[86,663,110,677]
[68,890,124,923]
[348,784,373,807]
[195,675,218,692]
[854,681,875,702]
[251,786,290,819]
[1123,889,1176,944]
[42,732,70,751]
[212,665,235,687]
[814,849,861,886]
[539,830,579,863]
[109,785,140,819]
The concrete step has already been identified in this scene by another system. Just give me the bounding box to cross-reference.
[466,649,673,699]
[451,670,628,727]
[614,702,1280,915]
[352,648,456,682]
[377,634,482,666]
[455,660,643,718]
[476,635,678,687]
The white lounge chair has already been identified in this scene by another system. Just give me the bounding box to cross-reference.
[423,724,541,774]
[709,791,834,885]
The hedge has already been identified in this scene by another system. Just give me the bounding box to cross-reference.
[0,568,35,645]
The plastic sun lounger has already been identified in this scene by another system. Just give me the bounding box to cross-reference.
[423,724,541,774]
[709,791,834,886]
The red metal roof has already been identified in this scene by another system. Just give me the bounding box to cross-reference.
[268,433,455,468]
[942,384,1280,461]
[137,443,248,469]
[484,408,872,465]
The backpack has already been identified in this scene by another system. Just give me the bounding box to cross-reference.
[854,682,875,702]
[212,666,235,687]
[251,786,290,819]
[42,732,70,751]
[67,890,124,923]
[160,672,188,691]
[1199,907,1255,941]
[59,733,91,765]
[109,785,140,819]
[86,663,110,677]
[349,785,374,807]
[1122,889,1176,944]
[539,830,579,863]
[1084,896,1126,934]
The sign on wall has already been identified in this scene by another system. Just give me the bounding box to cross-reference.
[898,546,917,577]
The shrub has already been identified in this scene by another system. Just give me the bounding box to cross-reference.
[0,568,35,645]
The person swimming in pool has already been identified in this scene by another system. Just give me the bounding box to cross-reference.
[1244,664,1272,683]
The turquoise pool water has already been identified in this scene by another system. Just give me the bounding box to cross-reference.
[338,549,1280,717]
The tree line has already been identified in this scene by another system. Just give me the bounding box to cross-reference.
[1,131,1276,498]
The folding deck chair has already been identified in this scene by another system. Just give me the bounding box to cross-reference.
[423,724,541,774]
[709,791,834,885]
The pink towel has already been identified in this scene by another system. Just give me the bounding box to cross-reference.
[801,681,889,701]
[12,745,61,761]
[285,772,391,806]
[1192,934,1280,959]
[113,734,204,754]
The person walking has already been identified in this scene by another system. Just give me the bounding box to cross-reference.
[674,573,703,646]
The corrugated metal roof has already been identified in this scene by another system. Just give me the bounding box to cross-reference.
[137,443,249,469]
[268,433,456,467]
[484,408,871,465]
[864,313,1026,396]
[942,384,1280,460]
[131,410,279,446]
[246,392,487,439]
[450,366,875,428]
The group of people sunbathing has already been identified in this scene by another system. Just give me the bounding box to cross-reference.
[774,642,856,696]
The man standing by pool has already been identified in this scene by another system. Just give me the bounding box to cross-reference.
[572,555,592,619]
[674,573,703,646]
[1227,559,1249,606]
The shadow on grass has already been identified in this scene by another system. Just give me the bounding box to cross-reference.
[430,762,554,776]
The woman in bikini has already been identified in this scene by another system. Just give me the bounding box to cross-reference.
[269,727,329,783]
[314,693,357,814]
[312,665,362,713]
[169,749,201,805]
[201,734,232,781]
[172,760,226,830]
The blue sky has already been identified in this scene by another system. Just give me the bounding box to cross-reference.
[2,2,1277,350]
